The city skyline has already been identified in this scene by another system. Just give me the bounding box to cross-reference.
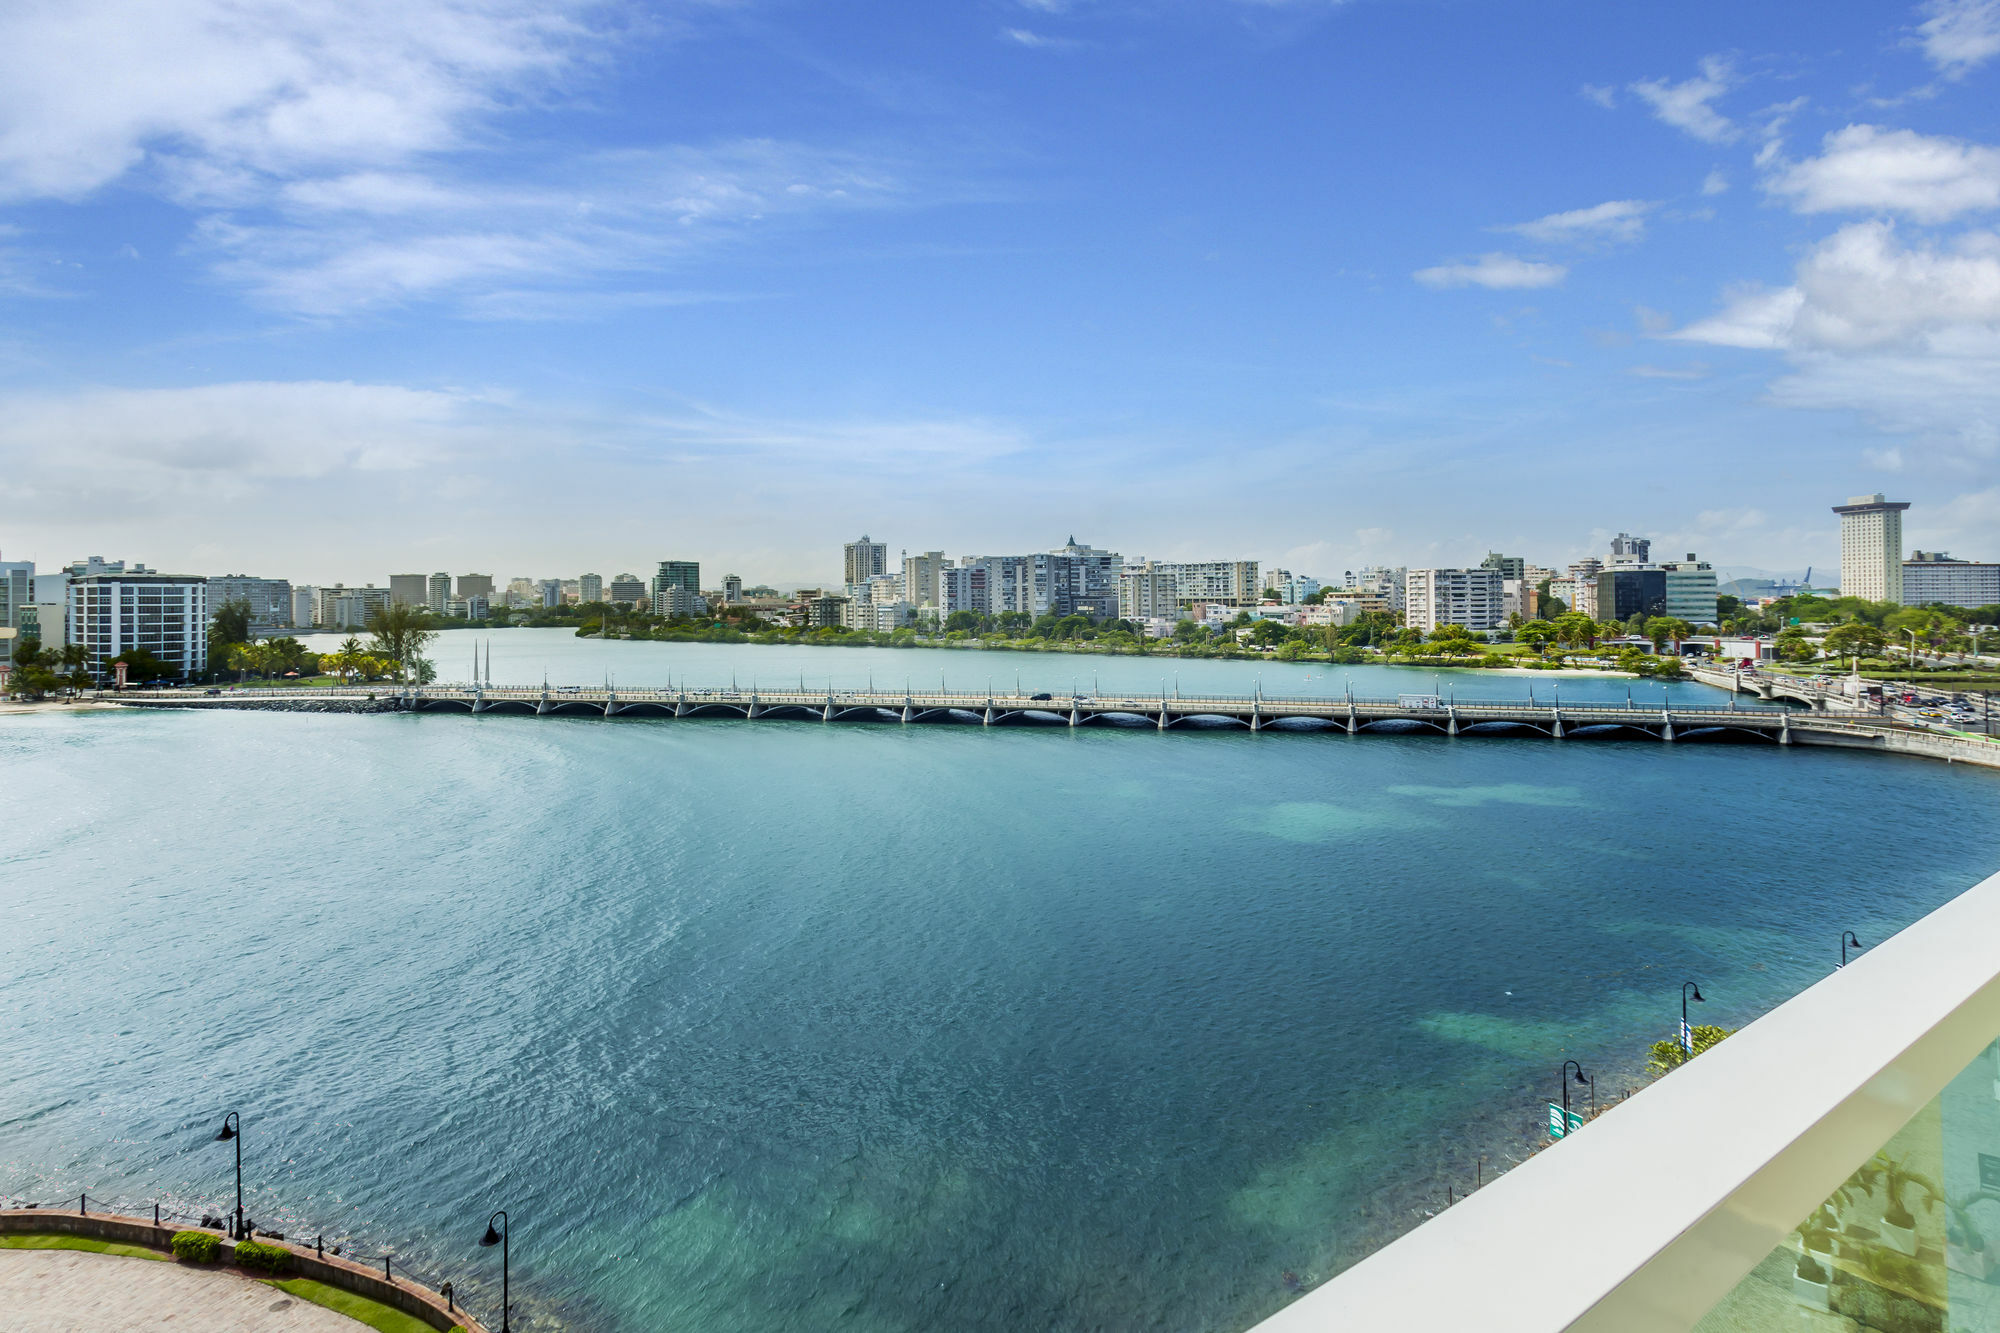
[2,1,1998,578]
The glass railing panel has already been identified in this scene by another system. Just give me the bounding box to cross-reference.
[1696,1040,2000,1332]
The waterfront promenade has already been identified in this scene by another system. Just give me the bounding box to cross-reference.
[106,683,2000,768]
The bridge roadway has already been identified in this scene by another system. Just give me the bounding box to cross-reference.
[107,684,2000,768]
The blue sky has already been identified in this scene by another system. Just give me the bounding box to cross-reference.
[2,0,1997,587]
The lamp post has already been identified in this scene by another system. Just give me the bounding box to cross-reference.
[1681,981,1705,1058]
[1561,1060,1593,1121]
[213,1111,242,1239]
[1841,930,1864,968]
[479,1211,510,1333]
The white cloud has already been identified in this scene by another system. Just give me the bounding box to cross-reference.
[1629,56,1738,145]
[1676,222,2000,351]
[1702,169,1729,196]
[1674,222,2000,460]
[0,0,600,202]
[0,3,921,317]
[1413,253,1566,290]
[1500,199,1653,245]
[1579,84,1617,109]
[1917,0,2000,77]
[1764,125,2000,222]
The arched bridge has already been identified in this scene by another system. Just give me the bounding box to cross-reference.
[107,684,2000,768]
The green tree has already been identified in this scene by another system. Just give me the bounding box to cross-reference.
[1517,619,1557,655]
[365,603,438,684]
[1822,621,1887,659]
[207,599,253,673]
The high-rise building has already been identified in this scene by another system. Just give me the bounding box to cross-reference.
[208,575,295,634]
[722,574,742,603]
[901,551,947,609]
[1596,566,1668,622]
[18,602,67,650]
[1137,559,1260,607]
[1661,554,1719,625]
[0,557,33,669]
[1119,561,1182,621]
[292,586,317,628]
[390,574,429,607]
[1835,494,1911,604]
[1406,568,1504,632]
[844,537,888,587]
[315,584,393,630]
[537,579,562,608]
[427,572,452,614]
[1903,552,2000,608]
[457,574,495,601]
[609,574,646,607]
[652,561,701,618]
[1480,552,1527,581]
[69,573,209,681]
[1608,533,1652,565]
[465,594,490,621]
[579,574,603,604]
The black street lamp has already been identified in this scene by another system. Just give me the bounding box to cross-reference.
[480,1211,510,1333]
[213,1111,242,1240]
[1681,981,1705,1059]
[1561,1060,1593,1121]
[1841,930,1864,968]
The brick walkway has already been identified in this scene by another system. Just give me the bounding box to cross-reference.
[0,1249,374,1331]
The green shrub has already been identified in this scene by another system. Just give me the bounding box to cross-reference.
[1647,1024,1736,1075]
[171,1230,221,1263]
[234,1239,295,1274]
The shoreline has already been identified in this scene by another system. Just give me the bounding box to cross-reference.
[0,699,124,716]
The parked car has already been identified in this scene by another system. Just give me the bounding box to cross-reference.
[1029,692,1052,701]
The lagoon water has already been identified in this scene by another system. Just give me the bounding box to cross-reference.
[6,630,2000,1331]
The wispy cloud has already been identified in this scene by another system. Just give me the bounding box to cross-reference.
[1763,125,2000,223]
[1916,0,2000,77]
[1627,363,1712,380]
[1629,55,1739,145]
[194,141,913,317]
[1499,199,1654,246]
[1413,253,1566,290]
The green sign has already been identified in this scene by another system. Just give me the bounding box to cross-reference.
[1546,1102,1585,1138]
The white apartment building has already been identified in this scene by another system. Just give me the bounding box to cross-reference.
[1903,553,2000,608]
[1406,568,1504,633]
[1119,561,1182,622]
[579,573,603,604]
[427,572,452,613]
[1137,559,1260,606]
[900,550,946,610]
[69,573,209,680]
[206,575,294,634]
[1834,493,1910,603]
[291,586,316,628]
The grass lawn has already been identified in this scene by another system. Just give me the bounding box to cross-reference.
[264,1277,463,1333]
[0,1232,166,1260]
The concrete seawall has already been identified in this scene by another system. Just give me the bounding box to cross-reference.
[0,1209,488,1332]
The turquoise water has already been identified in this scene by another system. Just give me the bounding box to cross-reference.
[5,634,1999,1332]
